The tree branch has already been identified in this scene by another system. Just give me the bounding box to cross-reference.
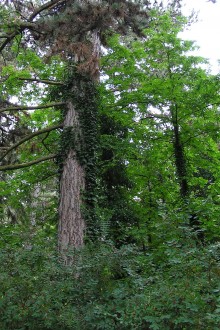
[0,34,11,38]
[29,0,66,21]
[15,22,38,30]
[140,114,169,121]
[18,77,64,85]
[0,0,66,53]
[0,102,66,114]
[0,124,63,161]
[0,32,19,53]
[0,154,57,171]
[0,22,38,53]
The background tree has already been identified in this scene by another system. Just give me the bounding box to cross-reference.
[101,12,220,246]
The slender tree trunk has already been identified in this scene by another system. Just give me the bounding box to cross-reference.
[173,122,188,198]
[170,104,188,198]
[171,105,204,243]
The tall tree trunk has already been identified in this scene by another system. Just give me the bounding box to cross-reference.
[58,101,85,255]
[58,30,101,256]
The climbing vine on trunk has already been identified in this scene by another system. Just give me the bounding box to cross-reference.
[57,67,100,253]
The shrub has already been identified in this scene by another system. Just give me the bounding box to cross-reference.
[0,239,220,329]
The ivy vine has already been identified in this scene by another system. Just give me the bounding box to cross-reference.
[56,66,100,240]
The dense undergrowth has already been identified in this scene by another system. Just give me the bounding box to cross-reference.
[0,233,220,330]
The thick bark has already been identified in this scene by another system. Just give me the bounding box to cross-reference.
[58,29,101,255]
[58,101,85,255]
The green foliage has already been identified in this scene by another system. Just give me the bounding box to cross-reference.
[0,240,219,330]
[0,44,63,227]
[101,10,220,244]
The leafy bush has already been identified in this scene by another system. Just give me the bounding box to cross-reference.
[0,239,220,330]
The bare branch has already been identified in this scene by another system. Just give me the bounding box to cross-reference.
[0,0,66,53]
[29,0,66,21]
[0,102,66,114]
[0,123,63,161]
[15,22,37,30]
[0,154,57,171]
[18,77,64,85]
[0,22,37,53]
[0,32,19,53]
[0,34,11,38]
[41,131,51,152]
[140,114,169,121]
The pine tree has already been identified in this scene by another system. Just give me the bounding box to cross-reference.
[0,0,162,257]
